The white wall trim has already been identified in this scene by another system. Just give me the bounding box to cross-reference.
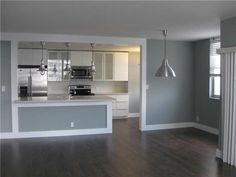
[193,123,219,135]
[142,122,219,135]
[11,41,18,132]
[139,40,147,131]
[1,121,219,139]
[0,128,111,139]
[128,113,140,118]
[143,122,194,131]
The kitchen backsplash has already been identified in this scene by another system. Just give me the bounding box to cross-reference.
[48,80,128,95]
[48,81,69,94]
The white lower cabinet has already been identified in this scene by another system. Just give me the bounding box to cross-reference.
[106,94,129,119]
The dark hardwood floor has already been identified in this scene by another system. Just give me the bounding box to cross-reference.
[1,118,236,177]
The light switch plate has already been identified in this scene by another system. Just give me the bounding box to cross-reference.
[1,86,6,92]
[146,84,149,90]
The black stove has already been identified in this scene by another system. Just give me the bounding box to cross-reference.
[69,85,94,96]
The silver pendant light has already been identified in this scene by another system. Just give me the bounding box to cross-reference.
[37,41,47,75]
[90,43,96,76]
[64,42,71,73]
[155,30,176,77]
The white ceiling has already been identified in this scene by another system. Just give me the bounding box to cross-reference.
[2,1,236,41]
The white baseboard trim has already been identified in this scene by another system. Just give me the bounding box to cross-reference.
[216,148,222,159]
[142,122,219,135]
[0,128,112,139]
[0,122,219,139]
[143,122,194,131]
[193,123,219,135]
[128,113,140,118]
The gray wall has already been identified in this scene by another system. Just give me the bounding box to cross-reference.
[221,16,236,48]
[193,39,220,129]
[18,105,107,131]
[0,41,12,132]
[146,39,194,125]
[128,52,140,113]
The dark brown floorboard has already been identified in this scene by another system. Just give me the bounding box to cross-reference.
[1,118,236,177]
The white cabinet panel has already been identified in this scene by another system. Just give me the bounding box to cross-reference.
[93,52,128,81]
[71,51,83,66]
[94,53,103,80]
[104,53,114,80]
[114,52,128,81]
[94,52,114,81]
[71,51,92,66]
[83,52,92,66]
[105,94,129,118]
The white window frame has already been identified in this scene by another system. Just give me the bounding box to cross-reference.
[209,39,221,100]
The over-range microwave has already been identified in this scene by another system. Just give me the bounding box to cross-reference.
[70,66,92,79]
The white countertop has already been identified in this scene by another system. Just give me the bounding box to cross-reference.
[95,93,128,95]
[15,95,115,104]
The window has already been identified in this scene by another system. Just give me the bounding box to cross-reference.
[209,40,221,99]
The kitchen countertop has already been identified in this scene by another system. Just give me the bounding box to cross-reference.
[95,93,128,95]
[15,95,115,104]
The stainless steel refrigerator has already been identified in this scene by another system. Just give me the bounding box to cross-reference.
[18,66,47,97]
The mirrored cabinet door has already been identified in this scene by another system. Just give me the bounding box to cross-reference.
[48,59,62,81]
[94,53,103,80]
[104,53,114,80]
[48,51,70,81]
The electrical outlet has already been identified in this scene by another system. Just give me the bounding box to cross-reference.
[70,122,74,128]
[196,116,200,122]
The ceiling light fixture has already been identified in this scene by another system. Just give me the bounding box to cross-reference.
[37,41,47,75]
[155,30,176,77]
[90,43,96,76]
[64,42,71,73]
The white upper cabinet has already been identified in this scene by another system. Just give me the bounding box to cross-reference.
[114,52,128,81]
[104,53,114,80]
[94,53,104,80]
[94,52,114,81]
[18,49,47,66]
[71,51,92,66]
[93,52,128,81]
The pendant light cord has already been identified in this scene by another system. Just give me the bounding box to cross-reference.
[91,43,94,63]
[41,41,44,63]
[162,30,167,60]
[67,43,69,65]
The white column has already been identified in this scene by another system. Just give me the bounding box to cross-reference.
[11,40,19,133]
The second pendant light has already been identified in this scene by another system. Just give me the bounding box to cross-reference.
[155,30,176,78]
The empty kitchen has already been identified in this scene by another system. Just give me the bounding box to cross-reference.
[1,1,236,177]
[15,41,140,135]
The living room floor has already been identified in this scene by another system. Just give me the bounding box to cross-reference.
[1,118,236,177]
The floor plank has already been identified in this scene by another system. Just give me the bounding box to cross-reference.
[1,118,236,177]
